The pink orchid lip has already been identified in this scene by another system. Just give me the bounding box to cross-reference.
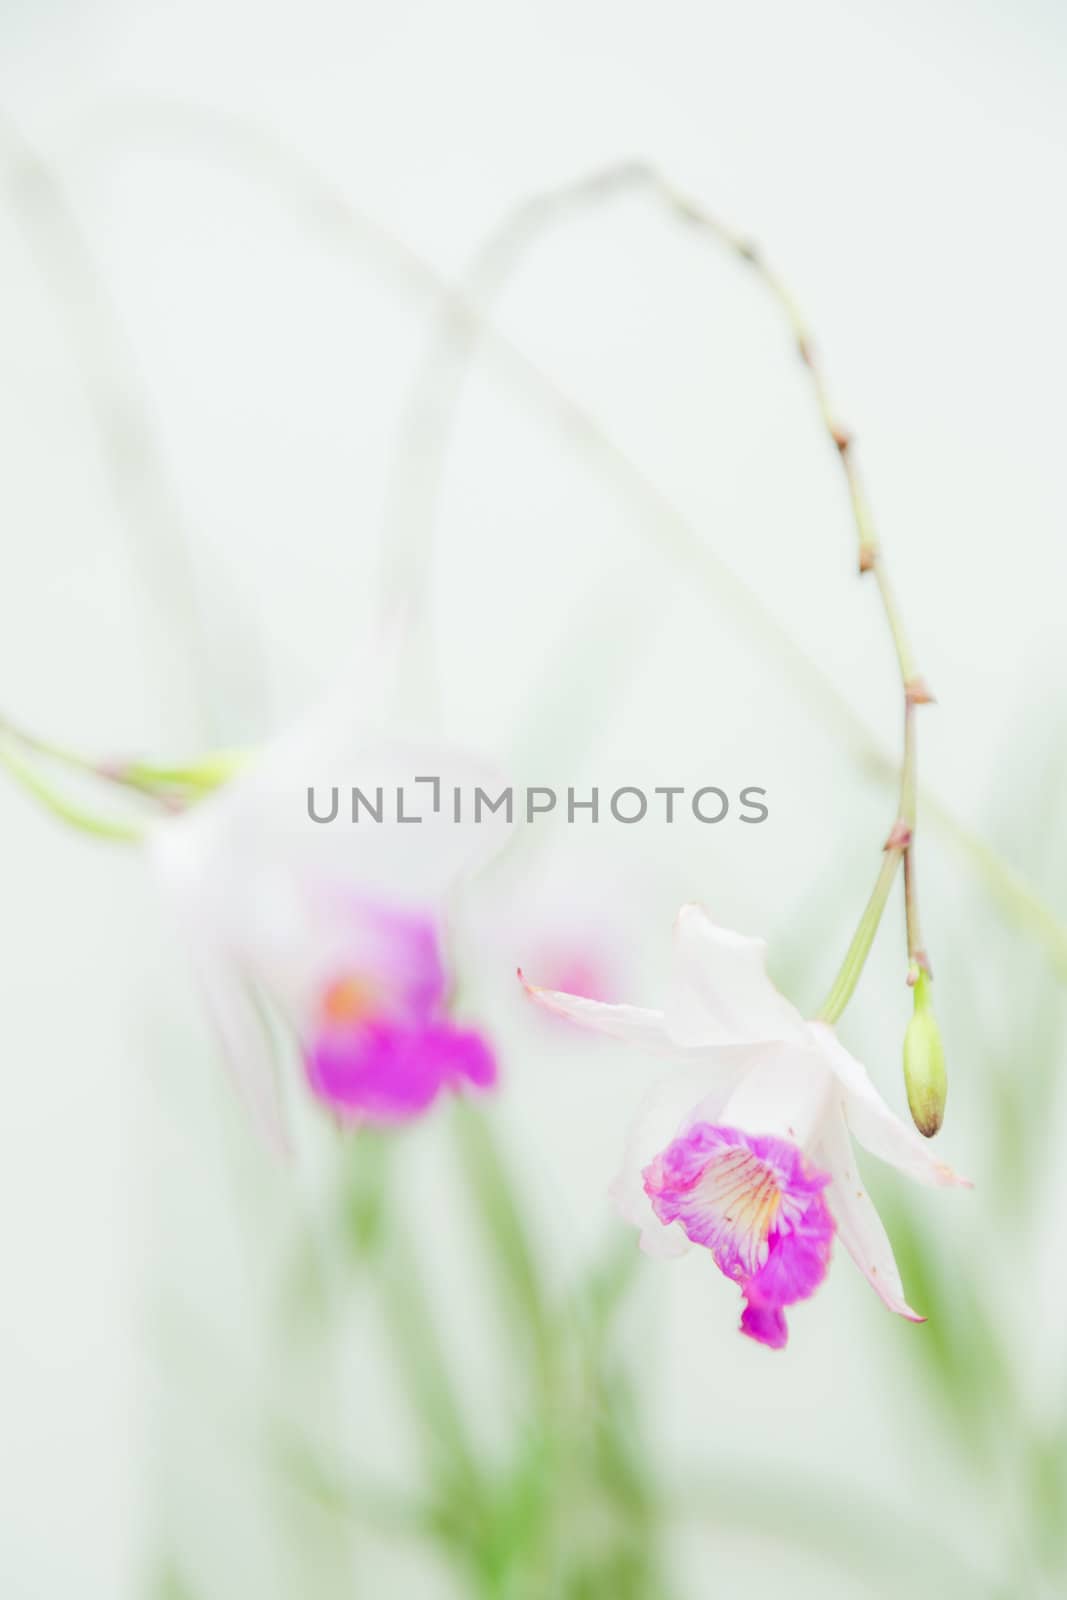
[304,904,496,1124]
[307,1016,496,1123]
[643,1123,836,1350]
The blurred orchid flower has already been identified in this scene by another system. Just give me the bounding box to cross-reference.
[523,904,970,1350]
[150,655,508,1154]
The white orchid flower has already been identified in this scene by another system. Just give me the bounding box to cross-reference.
[523,903,970,1349]
[150,654,509,1154]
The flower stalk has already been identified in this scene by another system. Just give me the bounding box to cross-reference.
[0,738,144,842]
[5,131,1066,1000]
[655,172,939,1020]
[642,170,940,1025]
[391,160,948,1028]
[816,848,901,1027]
[0,711,242,826]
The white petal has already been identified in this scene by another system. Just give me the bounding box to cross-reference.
[718,1045,834,1146]
[159,733,512,1036]
[190,938,291,1156]
[165,620,511,957]
[210,735,513,912]
[609,1056,757,1257]
[665,903,809,1048]
[150,821,290,1154]
[519,976,678,1049]
[816,1102,923,1321]
[177,613,506,912]
[811,1022,970,1190]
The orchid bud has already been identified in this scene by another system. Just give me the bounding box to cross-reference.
[903,972,947,1137]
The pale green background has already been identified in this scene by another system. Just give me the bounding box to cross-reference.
[1,1,1065,1595]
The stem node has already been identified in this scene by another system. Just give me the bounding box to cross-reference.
[907,951,932,987]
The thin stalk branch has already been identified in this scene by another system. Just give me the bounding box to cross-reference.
[539,163,937,1012]
[0,740,143,841]
[39,106,1067,989]
[381,156,934,1015]
[900,698,929,982]
[0,712,224,812]
[817,701,920,1023]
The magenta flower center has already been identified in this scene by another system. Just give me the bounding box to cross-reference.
[643,1123,835,1349]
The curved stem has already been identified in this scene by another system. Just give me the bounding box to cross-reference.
[0,740,143,841]
[0,713,107,780]
[0,711,239,810]
[44,106,1067,988]
[818,850,902,1026]
[819,695,930,1021]
[378,157,934,1016]
[900,698,929,982]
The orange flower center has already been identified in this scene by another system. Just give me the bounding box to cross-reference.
[321,974,379,1024]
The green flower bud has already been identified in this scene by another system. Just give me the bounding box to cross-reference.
[903,972,947,1137]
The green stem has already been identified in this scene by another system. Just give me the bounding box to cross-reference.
[818,695,921,1021]
[0,713,101,776]
[415,158,938,1022]
[873,563,919,691]
[377,1223,482,1503]
[0,711,242,813]
[900,700,929,979]
[451,1099,556,1404]
[664,169,937,1011]
[69,105,1067,992]
[117,752,247,796]
[0,741,144,841]
[331,1130,478,1495]
[817,849,902,1025]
